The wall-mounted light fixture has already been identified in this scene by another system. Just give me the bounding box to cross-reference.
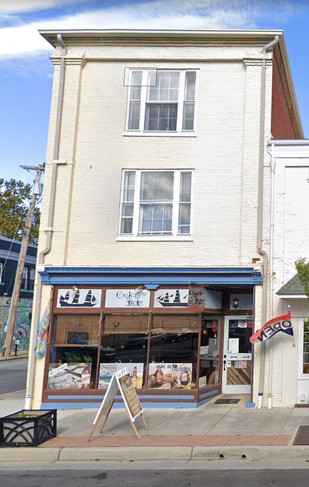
[232,296,240,309]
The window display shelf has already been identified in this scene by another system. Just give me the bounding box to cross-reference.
[54,344,96,348]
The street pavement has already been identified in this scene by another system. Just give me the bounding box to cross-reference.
[1,387,309,465]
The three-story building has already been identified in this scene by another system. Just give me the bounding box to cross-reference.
[26,29,303,410]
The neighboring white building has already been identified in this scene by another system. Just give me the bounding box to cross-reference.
[267,140,309,406]
[25,30,304,410]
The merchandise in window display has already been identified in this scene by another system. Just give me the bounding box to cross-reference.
[98,363,144,389]
[148,363,192,389]
[48,363,91,389]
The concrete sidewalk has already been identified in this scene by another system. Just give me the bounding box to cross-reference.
[1,391,309,463]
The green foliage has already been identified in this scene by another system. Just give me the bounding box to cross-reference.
[0,178,40,244]
[295,258,309,300]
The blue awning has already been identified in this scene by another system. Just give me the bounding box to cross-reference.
[40,267,262,288]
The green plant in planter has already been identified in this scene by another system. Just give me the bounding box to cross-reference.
[82,354,93,363]
[62,351,93,363]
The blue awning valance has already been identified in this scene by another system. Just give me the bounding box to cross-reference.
[40,266,262,287]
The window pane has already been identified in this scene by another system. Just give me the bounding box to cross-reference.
[121,172,135,234]
[139,204,172,234]
[122,203,134,217]
[130,71,142,100]
[179,173,191,234]
[128,72,142,130]
[180,172,192,202]
[145,104,177,131]
[121,218,133,234]
[178,204,191,234]
[183,102,195,130]
[123,171,135,201]
[148,72,179,101]
[128,102,141,130]
[185,72,196,101]
[141,172,174,201]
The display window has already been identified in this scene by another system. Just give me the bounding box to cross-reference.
[199,315,221,387]
[47,288,222,394]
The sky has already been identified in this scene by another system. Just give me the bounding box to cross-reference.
[1,0,309,187]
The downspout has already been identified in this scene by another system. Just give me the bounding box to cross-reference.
[256,35,279,409]
[25,34,67,409]
[267,142,276,409]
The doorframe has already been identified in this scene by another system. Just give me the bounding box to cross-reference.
[221,315,252,395]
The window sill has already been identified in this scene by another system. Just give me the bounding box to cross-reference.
[123,131,197,138]
[116,235,193,242]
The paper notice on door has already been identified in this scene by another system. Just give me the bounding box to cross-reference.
[234,361,247,369]
[228,338,239,354]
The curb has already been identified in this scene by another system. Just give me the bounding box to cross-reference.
[0,354,28,362]
[0,445,309,463]
[0,447,60,462]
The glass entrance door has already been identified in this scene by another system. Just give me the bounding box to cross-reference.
[222,316,252,394]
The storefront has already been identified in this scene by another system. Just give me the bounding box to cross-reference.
[39,267,261,409]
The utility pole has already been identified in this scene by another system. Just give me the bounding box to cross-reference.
[2,165,44,359]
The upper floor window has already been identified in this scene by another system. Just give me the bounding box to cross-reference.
[21,266,35,291]
[127,69,196,134]
[119,170,192,237]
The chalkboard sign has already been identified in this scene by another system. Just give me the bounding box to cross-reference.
[67,331,89,344]
[117,369,143,421]
[88,367,147,441]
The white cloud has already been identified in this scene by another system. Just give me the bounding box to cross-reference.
[0,0,306,60]
[0,0,89,14]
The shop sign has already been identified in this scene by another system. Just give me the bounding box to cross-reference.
[188,286,205,309]
[154,289,188,308]
[56,289,102,308]
[105,289,150,308]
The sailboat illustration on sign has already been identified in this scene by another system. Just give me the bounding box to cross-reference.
[59,290,98,307]
[156,290,188,307]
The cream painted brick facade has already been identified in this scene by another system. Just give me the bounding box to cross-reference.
[39,47,272,269]
[29,31,304,410]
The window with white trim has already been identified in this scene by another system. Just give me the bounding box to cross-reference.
[127,69,196,133]
[21,266,35,291]
[303,319,309,374]
[119,170,192,237]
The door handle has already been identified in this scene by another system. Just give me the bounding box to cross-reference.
[223,360,226,371]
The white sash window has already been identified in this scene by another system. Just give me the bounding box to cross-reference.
[120,170,192,237]
[127,69,197,134]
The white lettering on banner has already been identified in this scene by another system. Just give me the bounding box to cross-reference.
[259,319,292,341]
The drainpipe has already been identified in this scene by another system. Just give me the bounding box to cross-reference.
[25,34,67,409]
[266,142,276,409]
[256,35,279,410]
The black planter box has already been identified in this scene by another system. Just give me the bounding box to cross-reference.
[0,409,57,447]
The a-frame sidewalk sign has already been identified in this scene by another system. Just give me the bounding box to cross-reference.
[88,367,148,441]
